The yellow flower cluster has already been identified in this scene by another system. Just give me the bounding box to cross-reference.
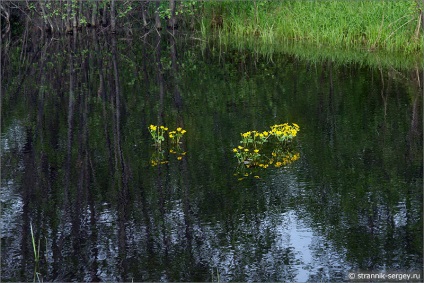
[270,123,300,141]
[233,123,300,180]
[148,124,188,166]
[169,127,187,142]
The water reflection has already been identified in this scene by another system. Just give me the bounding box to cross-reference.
[1,31,422,282]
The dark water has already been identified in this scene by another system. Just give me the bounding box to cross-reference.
[1,31,422,282]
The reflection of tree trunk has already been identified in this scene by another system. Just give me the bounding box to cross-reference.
[65,35,76,208]
[66,0,72,32]
[111,35,129,280]
[110,0,116,33]
[169,35,183,110]
[38,1,50,33]
[92,30,114,175]
[141,1,148,28]
[379,68,388,117]
[91,1,98,27]
[1,2,11,39]
[20,128,35,281]
[406,68,422,163]
[72,0,78,28]
[168,0,177,30]
[327,60,336,147]
[88,155,101,281]
[156,37,165,124]
[154,36,171,264]
[102,3,107,27]
[155,2,162,30]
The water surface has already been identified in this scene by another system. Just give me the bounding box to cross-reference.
[1,31,422,282]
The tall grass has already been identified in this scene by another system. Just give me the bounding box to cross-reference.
[202,0,423,55]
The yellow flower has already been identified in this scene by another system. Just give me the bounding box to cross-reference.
[233,148,238,153]
[177,127,182,132]
[254,176,260,179]
[238,146,243,150]
[244,148,249,152]
[242,131,251,138]
[177,156,183,160]
[263,131,269,136]
[254,149,259,153]
[149,125,157,131]
[181,130,187,134]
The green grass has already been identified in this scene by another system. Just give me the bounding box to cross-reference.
[201,0,423,57]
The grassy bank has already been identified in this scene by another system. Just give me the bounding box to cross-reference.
[201,0,423,58]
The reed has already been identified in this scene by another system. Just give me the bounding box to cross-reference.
[30,222,42,282]
[202,0,423,55]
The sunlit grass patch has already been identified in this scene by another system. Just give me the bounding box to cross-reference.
[202,0,423,56]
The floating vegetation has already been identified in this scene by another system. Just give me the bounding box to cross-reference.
[148,125,168,148]
[148,125,187,166]
[233,123,300,180]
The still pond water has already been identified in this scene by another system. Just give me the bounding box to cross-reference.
[1,31,422,282]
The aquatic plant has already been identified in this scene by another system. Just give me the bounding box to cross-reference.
[233,123,300,179]
[148,125,187,166]
[30,222,42,282]
[169,127,187,144]
[148,124,168,147]
[269,123,300,146]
